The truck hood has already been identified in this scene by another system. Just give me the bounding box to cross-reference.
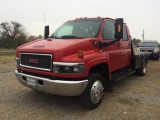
[17,39,84,54]
[16,38,97,61]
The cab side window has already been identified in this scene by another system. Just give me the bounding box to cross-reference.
[123,25,128,41]
[103,21,115,40]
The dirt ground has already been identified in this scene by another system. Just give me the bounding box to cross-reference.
[0,54,160,120]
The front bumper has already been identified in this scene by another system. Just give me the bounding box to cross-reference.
[14,70,88,96]
[149,53,159,57]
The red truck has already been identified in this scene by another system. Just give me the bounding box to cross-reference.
[15,17,148,109]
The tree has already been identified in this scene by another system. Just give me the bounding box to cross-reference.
[27,35,37,42]
[0,21,24,48]
[15,33,27,47]
[132,38,142,45]
[27,35,43,42]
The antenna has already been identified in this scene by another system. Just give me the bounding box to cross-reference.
[142,29,144,41]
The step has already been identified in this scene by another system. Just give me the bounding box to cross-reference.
[111,69,135,82]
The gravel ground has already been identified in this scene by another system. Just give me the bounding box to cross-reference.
[0,54,160,120]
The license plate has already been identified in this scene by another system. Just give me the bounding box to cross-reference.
[26,77,36,86]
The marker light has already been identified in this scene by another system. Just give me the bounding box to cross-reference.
[77,50,84,58]
[97,16,101,19]
[118,24,121,32]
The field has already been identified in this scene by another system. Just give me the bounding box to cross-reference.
[0,52,160,120]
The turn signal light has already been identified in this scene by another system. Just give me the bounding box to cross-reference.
[77,50,84,58]
[97,16,101,19]
[118,24,121,32]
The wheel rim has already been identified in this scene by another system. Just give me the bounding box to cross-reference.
[90,80,104,104]
[143,63,147,73]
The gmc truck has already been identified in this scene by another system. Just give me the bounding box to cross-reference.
[137,40,160,60]
[15,17,148,109]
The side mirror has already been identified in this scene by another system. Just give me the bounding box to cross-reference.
[115,18,123,40]
[44,26,49,39]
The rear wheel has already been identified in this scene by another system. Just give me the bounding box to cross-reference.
[156,55,159,60]
[79,73,105,109]
[136,60,147,76]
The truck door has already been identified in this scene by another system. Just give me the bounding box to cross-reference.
[102,20,121,71]
[120,25,131,67]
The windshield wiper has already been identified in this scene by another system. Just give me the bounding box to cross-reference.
[60,35,81,39]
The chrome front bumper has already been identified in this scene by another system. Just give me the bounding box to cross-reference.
[14,70,88,96]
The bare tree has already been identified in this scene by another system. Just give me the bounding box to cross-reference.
[132,38,142,45]
[0,21,44,49]
[0,21,24,48]
[0,21,23,40]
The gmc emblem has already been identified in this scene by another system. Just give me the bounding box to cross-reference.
[28,59,39,64]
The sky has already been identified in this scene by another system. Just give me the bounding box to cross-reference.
[0,0,160,41]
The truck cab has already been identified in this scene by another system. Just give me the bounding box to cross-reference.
[15,17,148,109]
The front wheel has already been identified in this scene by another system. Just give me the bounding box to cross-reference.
[136,59,147,76]
[79,73,105,109]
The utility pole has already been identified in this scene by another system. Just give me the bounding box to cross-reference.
[142,29,144,41]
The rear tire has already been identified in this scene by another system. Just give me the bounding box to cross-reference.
[156,55,159,60]
[136,59,147,76]
[79,73,105,109]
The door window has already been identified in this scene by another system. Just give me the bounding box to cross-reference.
[103,21,115,40]
[123,25,128,41]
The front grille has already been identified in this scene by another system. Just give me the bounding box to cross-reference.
[141,49,153,53]
[20,53,52,71]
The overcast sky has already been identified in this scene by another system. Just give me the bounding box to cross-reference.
[0,0,160,41]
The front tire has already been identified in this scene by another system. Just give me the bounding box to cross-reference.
[79,73,105,109]
[136,59,147,76]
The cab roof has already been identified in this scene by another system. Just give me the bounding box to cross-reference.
[68,17,126,24]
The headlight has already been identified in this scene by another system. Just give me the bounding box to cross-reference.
[137,48,140,51]
[154,48,158,53]
[53,62,85,74]
[16,57,20,66]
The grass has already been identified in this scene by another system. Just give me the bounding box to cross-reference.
[0,48,16,56]
[0,55,15,66]
[0,51,15,63]
[0,52,15,56]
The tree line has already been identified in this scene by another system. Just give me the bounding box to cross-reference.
[0,21,142,49]
[0,21,43,49]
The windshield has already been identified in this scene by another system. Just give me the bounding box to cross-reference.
[50,19,103,39]
[140,42,157,47]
